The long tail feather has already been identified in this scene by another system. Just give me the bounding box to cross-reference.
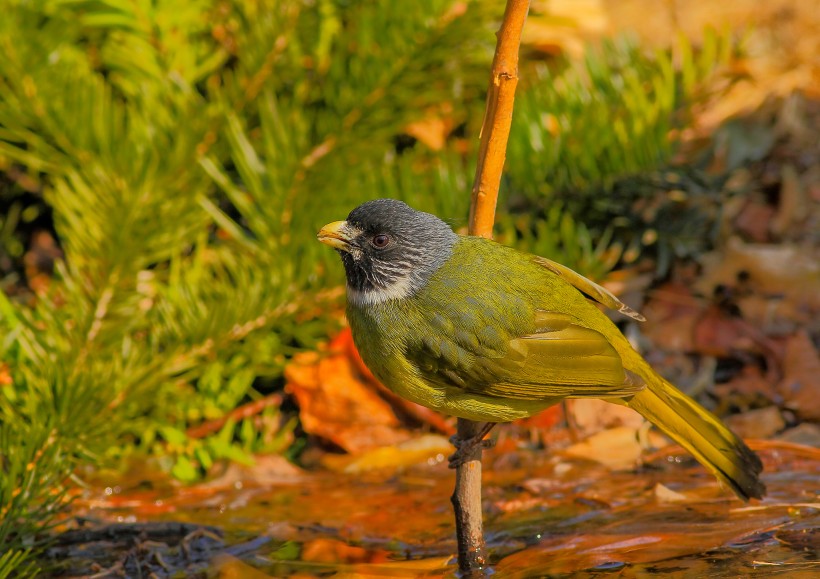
[623,376,765,501]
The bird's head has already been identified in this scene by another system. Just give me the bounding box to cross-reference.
[317,199,458,306]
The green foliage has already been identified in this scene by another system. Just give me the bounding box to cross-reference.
[0,0,735,571]
[500,30,736,277]
[496,204,631,282]
[507,29,735,204]
[200,0,493,281]
[0,549,37,579]
[0,0,492,569]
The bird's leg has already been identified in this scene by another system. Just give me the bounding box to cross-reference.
[448,422,497,468]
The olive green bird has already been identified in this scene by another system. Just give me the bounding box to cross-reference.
[318,199,765,501]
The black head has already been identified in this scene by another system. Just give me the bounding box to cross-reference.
[317,199,457,305]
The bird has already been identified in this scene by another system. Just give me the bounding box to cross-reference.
[317,198,765,501]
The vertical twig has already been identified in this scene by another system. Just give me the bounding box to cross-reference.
[453,0,530,574]
[451,419,488,573]
[468,0,530,239]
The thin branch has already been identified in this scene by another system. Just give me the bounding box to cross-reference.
[453,0,530,574]
[186,393,284,439]
[468,0,530,239]
[451,418,489,573]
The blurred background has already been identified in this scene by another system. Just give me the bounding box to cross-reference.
[1,0,818,576]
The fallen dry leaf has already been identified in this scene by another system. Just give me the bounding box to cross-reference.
[198,454,306,491]
[322,434,452,474]
[733,197,775,242]
[714,365,776,407]
[338,329,454,435]
[725,407,786,439]
[774,525,820,551]
[301,538,390,565]
[697,237,820,312]
[641,281,702,353]
[692,303,778,363]
[562,426,666,470]
[567,399,644,439]
[513,404,563,431]
[284,349,412,454]
[405,117,451,151]
[215,554,275,579]
[736,293,808,335]
[777,330,820,421]
[333,557,451,579]
[776,423,820,447]
[654,483,691,503]
[691,297,782,386]
[770,164,809,238]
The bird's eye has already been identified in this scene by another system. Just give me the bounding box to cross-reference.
[371,234,391,248]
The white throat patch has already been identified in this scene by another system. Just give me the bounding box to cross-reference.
[346,275,416,307]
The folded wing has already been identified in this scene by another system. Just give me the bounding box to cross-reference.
[415,310,645,401]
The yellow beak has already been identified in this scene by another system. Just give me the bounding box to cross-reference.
[317,220,355,252]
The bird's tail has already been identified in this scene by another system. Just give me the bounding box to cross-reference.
[622,375,765,501]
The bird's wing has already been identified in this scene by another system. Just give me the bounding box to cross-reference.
[533,256,645,322]
[415,309,645,402]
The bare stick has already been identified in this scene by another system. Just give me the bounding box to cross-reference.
[468,0,530,239]
[451,418,488,572]
[453,0,530,574]
[186,394,283,439]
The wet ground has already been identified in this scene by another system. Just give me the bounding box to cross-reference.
[53,441,819,577]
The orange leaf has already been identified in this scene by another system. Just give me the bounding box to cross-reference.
[337,328,455,436]
[284,350,411,454]
[214,554,276,579]
[301,538,390,565]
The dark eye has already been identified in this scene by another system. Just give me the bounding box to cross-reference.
[371,234,391,248]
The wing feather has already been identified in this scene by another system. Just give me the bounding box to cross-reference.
[414,310,645,402]
[533,256,646,322]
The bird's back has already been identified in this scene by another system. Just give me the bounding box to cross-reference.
[431,238,765,500]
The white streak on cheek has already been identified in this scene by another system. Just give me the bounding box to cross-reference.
[347,275,415,306]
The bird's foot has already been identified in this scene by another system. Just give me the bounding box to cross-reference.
[448,424,497,468]
[448,437,495,468]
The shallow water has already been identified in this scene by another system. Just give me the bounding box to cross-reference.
[57,443,819,577]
